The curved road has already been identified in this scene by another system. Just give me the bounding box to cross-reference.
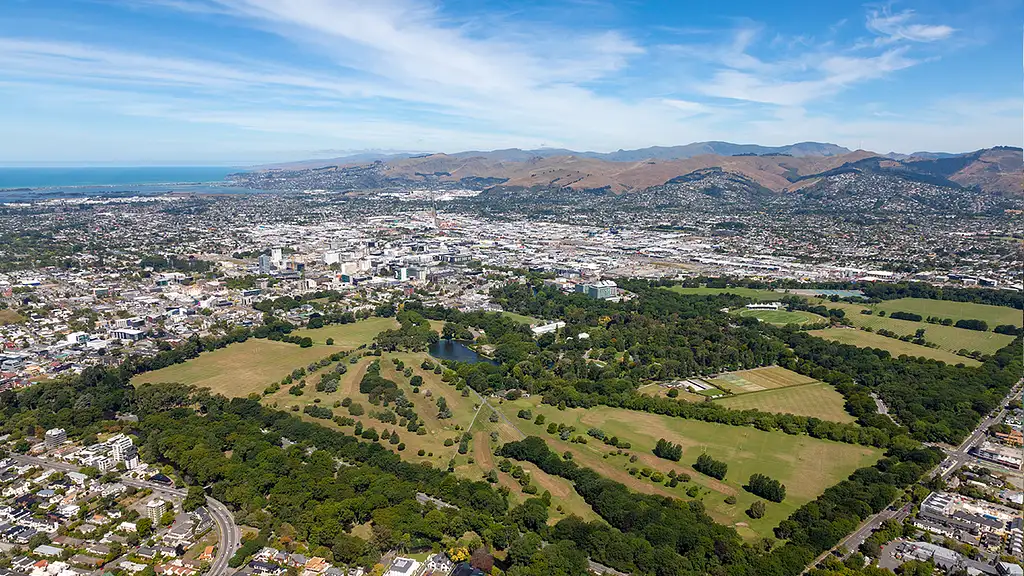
[10,454,240,576]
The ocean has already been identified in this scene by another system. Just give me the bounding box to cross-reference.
[0,166,241,189]
[0,166,272,202]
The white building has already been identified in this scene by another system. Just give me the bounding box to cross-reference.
[111,328,145,342]
[146,498,169,522]
[531,321,564,335]
[744,302,782,310]
[383,558,420,576]
[108,434,139,469]
[44,428,67,448]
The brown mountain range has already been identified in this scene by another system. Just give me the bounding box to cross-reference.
[260,145,1022,195]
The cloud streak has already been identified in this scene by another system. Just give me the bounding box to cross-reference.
[0,0,1010,161]
[866,8,956,45]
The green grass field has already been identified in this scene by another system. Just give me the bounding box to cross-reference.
[808,328,981,367]
[824,301,1015,355]
[292,317,399,345]
[133,318,393,394]
[708,366,816,394]
[872,298,1021,328]
[497,398,882,539]
[500,311,542,325]
[132,338,344,395]
[665,286,786,301]
[714,382,855,423]
[735,308,826,325]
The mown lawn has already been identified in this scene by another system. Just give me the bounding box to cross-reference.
[872,298,1021,328]
[808,328,981,367]
[497,398,882,540]
[292,317,399,345]
[132,338,344,395]
[824,302,1015,355]
[708,366,816,393]
[715,382,856,423]
[734,308,826,325]
[133,318,393,395]
[665,286,784,301]
[500,311,542,325]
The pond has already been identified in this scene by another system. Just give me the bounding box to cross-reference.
[428,339,498,365]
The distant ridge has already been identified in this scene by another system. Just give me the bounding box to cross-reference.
[258,141,853,169]
[242,144,1021,197]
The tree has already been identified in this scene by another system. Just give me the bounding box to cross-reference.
[470,548,494,573]
[508,532,543,566]
[136,517,153,538]
[746,473,786,502]
[160,509,176,526]
[183,486,206,512]
[694,453,727,480]
[747,500,766,519]
[653,438,682,462]
[332,533,365,565]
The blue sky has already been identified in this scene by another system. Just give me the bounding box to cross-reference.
[0,0,1020,164]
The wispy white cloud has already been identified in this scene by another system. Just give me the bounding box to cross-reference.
[0,0,1009,161]
[866,8,956,45]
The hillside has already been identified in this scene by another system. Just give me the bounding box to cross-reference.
[234,146,1022,200]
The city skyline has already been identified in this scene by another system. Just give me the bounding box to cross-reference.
[0,0,1021,163]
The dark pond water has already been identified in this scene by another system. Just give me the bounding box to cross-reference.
[428,339,498,365]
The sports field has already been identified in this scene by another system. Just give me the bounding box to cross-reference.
[132,338,344,395]
[872,298,1021,328]
[714,382,855,423]
[824,302,1015,355]
[808,328,981,367]
[708,366,816,394]
[498,398,882,539]
[292,317,399,345]
[735,308,825,325]
[665,286,785,301]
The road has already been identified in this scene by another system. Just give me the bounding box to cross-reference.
[10,454,240,576]
[935,380,1023,480]
[801,378,1023,573]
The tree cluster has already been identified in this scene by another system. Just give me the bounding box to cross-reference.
[746,473,786,502]
[653,438,683,462]
[693,453,728,480]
